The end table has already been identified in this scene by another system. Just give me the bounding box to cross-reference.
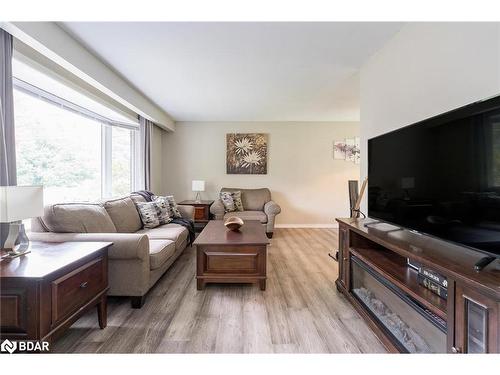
[178,200,214,232]
[1,241,110,345]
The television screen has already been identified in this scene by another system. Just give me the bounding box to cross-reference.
[368,96,500,256]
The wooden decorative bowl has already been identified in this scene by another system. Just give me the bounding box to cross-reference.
[224,216,244,231]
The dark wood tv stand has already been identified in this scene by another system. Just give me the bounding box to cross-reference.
[336,218,499,353]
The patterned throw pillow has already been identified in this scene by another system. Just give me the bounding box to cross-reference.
[220,191,236,212]
[136,202,160,228]
[220,191,244,212]
[153,195,182,219]
[153,197,172,225]
[232,191,244,212]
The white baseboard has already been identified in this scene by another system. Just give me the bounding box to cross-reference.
[275,223,338,229]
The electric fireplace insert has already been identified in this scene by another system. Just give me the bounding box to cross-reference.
[350,255,447,353]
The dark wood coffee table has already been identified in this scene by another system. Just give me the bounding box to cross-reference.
[194,220,270,290]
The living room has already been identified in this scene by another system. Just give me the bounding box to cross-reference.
[1,1,500,373]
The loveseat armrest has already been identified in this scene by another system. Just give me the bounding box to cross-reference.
[177,205,195,220]
[210,199,225,220]
[264,200,281,216]
[28,232,150,261]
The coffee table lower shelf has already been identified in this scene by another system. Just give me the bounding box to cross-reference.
[196,275,267,290]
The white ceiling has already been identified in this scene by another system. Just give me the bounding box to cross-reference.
[60,22,404,122]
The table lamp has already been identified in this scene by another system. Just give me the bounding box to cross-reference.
[192,180,205,203]
[0,186,44,256]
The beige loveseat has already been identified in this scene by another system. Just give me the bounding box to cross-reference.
[29,194,194,308]
[210,188,281,238]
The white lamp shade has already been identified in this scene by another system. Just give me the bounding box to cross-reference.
[192,180,205,192]
[0,186,44,222]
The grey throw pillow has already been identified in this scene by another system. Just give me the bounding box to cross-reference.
[220,191,236,212]
[136,202,160,228]
[232,191,244,212]
[220,191,244,212]
[154,195,182,218]
[153,197,172,225]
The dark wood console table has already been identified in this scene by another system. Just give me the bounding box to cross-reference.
[336,218,499,354]
[1,241,111,345]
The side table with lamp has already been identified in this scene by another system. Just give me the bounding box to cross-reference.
[0,186,111,344]
[0,185,44,258]
[179,180,213,232]
[191,180,205,203]
[178,200,214,232]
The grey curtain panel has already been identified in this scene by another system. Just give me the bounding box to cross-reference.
[0,29,16,247]
[139,115,153,191]
[0,28,17,186]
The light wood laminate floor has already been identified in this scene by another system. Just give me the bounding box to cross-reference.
[52,228,386,353]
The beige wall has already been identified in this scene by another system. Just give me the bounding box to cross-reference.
[160,122,360,226]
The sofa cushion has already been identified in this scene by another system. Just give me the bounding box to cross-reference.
[40,203,117,233]
[137,223,188,250]
[223,210,268,224]
[30,217,48,232]
[149,239,176,270]
[104,197,143,233]
[221,188,270,211]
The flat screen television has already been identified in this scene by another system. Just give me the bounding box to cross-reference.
[368,95,500,257]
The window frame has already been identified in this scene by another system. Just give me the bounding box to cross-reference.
[13,77,141,200]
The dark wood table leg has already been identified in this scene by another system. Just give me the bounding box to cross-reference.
[197,279,205,290]
[97,294,107,329]
[259,279,266,291]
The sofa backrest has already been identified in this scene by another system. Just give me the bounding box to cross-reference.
[220,187,271,211]
[31,217,48,232]
[36,203,117,233]
[103,196,143,233]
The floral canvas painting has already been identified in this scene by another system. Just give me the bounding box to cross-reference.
[354,137,360,164]
[334,141,346,160]
[345,138,356,163]
[226,133,268,174]
[333,137,360,164]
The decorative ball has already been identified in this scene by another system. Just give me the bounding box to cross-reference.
[224,216,244,231]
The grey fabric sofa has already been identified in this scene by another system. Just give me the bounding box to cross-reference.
[29,193,194,308]
[210,188,281,238]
